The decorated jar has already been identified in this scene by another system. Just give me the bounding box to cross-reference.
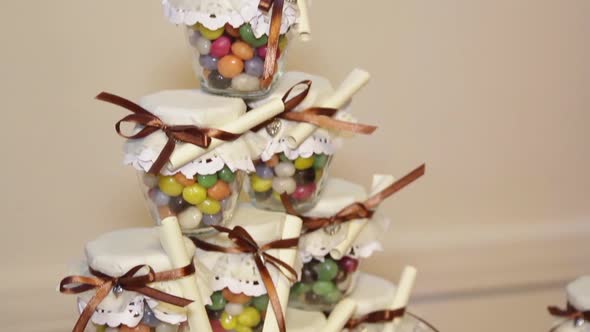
[60,228,213,332]
[245,72,359,213]
[162,0,301,98]
[123,90,255,236]
[548,277,590,332]
[288,177,392,311]
[194,203,302,332]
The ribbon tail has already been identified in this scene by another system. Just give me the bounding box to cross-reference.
[264,254,298,283]
[254,256,287,332]
[363,164,426,209]
[72,281,113,332]
[261,0,284,87]
[148,137,176,175]
[132,286,193,308]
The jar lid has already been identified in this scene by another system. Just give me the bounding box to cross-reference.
[567,276,590,311]
[285,307,327,332]
[245,71,356,161]
[348,273,398,317]
[196,203,297,296]
[123,90,256,176]
[163,0,299,38]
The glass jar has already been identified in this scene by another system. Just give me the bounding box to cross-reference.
[205,289,269,332]
[551,319,590,332]
[351,313,440,332]
[549,276,590,332]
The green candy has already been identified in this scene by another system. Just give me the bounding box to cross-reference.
[252,294,269,311]
[239,23,268,48]
[94,325,106,332]
[314,258,339,281]
[218,166,236,183]
[312,280,337,296]
[323,288,343,304]
[313,154,329,169]
[197,173,218,188]
[279,153,290,162]
[290,282,312,297]
[207,291,227,311]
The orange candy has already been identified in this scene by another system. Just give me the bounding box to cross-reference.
[207,180,231,201]
[225,23,241,38]
[222,288,252,304]
[120,324,151,332]
[158,205,175,219]
[174,173,196,186]
[231,41,255,60]
[265,155,279,167]
[218,55,244,78]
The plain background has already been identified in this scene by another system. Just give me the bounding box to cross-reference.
[1,1,589,331]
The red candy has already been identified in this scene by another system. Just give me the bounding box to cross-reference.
[339,256,359,273]
[210,319,225,332]
[210,36,232,58]
[257,45,267,59]
[291,182,316,200]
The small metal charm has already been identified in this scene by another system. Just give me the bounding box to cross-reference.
[266,119,282,137]
[112,284,124,297]
[323,223,341,236]
[574,318,586,327]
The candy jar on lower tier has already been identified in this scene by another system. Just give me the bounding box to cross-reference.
[192,204,303,332]
[59,228,213,332]
[548,276,590,332]
[162,0,301,98]
[288,177,392,311]
[120,90,255,236]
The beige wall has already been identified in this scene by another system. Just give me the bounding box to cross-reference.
[1,1,589,331]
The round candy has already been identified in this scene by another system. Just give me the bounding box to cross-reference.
[178,207,202,229]
[218,166,236,183]
[251,294,269,312]
[305,291,321,304]
[194,36,212,55]
[158,176,184,197]
[210,36,232,58]
[207,180,231,201]
[257,45,267,59]
[158,205,174,219]
[210,320,225,332]
[208,291,227,311]
[208,70,232,89]
[120,324,150,332]
[231,74,260,92]
[339,256,360,273]
[235,326,253,332]
[196,23,225,40]
[291,182,317,201]
[293,168,316,185]
[250,175,272,192]
[218,55,244,79]
[313,154,329,169]
[199,55,219,71]
[272,177,296,194]
[301,263,318,283]
[274,162,295,177]
[237,307,261,327]
[290,282,312,297]
[220,311,238,330]
[323,288,342,304]
[182,184,207,205]
[314,258,339,281]
[294,156,314,170]
[312,280,337,296]
[202,212,223,226]
[225,303,244,316]
[255,164,274,179]
[279,35,288,52]
[198,198,222,215]
[222,288,252,304]
[197,173,219,189]
[225,23,241,38]
[244,57,264,78]
[149,188,171,206]
[265,155,279,167]
[279,153,290,162]
[95,325,106,332]
[174,173,196,186]
[239,24,268,48]
[169,196,189,214]
[143,173,159,188]
[231,41,255,60]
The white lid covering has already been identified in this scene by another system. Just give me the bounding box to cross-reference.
[123,90,256,176]
[195,203,294,296]
[298,178,390,262]
[567,276,590,311]
[244,71,356,161]
[285,307,327,332]
[349,273,398,317]
[74,228,212,327]
[163,0,299,38]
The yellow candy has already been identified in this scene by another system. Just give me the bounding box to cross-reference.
[237,307,261,327]
[279,35,288,52]
[158,176,184,197]
[294,157,314,170]
[220,312,238,330]
[198,198,221,215]
[182,183,207,205]
[196,23,224,40]
[235,325,253,332]
[250,175,272,192]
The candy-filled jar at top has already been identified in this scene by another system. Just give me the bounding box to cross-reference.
[244,72,361,213]
[548,277,590,332]
[193,203,302,332]
[288,176,392,311]
[162,0,303,98]
[59,228,213,332]
[122,90,256,236]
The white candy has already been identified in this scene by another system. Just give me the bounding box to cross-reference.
[274,162,295,177]
[225,303,245,316]
[272,177,297,194]
[156,323,179,332]
[178,207,203,230]
[231,74,261,92]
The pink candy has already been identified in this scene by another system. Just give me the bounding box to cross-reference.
[257,45,267,59]
[210,320,225,332]
[339,256,359,273]
[210,36,232,58]
[291,182,316,201]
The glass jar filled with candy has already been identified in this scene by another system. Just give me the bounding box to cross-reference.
[548,276,590,332]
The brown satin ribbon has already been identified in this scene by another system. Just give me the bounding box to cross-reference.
[548,303,590,321]
[191,225,299,332]
[60,263,195,332]
[345,307,406,329]
[251,80,377,135]
[96,92,241,175]
[258,0,285,87]
[282,164,426,232]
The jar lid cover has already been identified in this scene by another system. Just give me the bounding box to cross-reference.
[348,272,398,317]
[567,276,590,311]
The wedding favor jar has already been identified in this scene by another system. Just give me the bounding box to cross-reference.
[162,0,301,98]
[245,72,356,213]
[289,177,390,311]
[123,90,254,236]
[549,277,590,332]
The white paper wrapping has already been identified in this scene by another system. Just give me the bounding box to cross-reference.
[348,273,398,318]
[162,0,299,38]
[567,276,590,311]
[245,72,356,161]
[123,90,256,176]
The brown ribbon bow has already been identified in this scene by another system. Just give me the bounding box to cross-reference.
[252,80,378,135]
[345,307,406,329]
[96,92,241,175]
[191,225,299,332]
[548,303,590,321]
[258,0,285,87]
[282,164,426,232]
[60,263,195,332]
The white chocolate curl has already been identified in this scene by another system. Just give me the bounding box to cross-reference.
[384,266,418,332]
[167,98,285,171]
[297,0,312,41]
[262,215,303,332]
[159,217,212,332]
[320,298,357,332]
[285,68,371,149]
